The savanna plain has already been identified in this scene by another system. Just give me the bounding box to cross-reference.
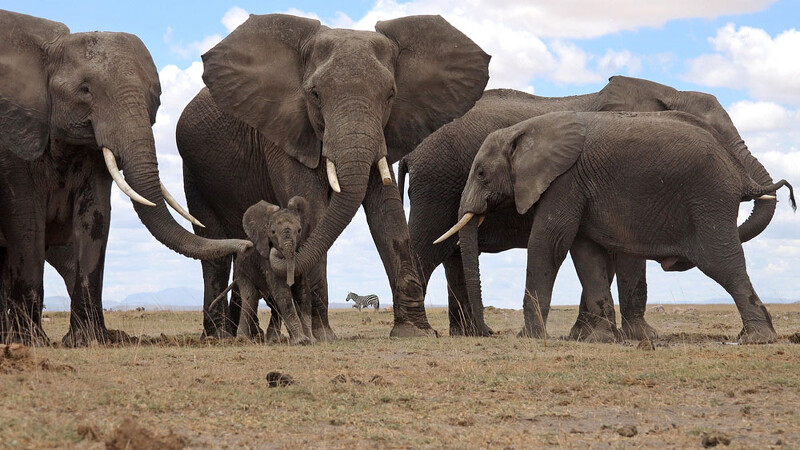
[2,304,800,449]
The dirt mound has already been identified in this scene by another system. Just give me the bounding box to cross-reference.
[0,344,74,374]
[105,417,187,450]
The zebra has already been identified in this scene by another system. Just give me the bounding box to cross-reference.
[345,292,380,311]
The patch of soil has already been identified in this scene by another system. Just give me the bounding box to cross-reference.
[105,417,187,450]
[788,332,800,344]
[0,344,74,374]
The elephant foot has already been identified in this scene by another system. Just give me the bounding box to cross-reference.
[267,334,289,345]
[201,328,234,340]
[621,318,659,341]
[390,321,437,338]
[737,322,778,345]
[578,324,622,343]
[62,327,131,347]
[289,335,314,346]
[517,325,546,339]
[312,326,337,342]
[3,323,51,347]
[449,320,493,337]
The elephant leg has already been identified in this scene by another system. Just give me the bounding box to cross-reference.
[0,186,48,345]
[264,295,285,343]
[520,188,582,339]
[235,277,261,340]
[693,242,777,344]
[292,279,315,342]
[300,259,335,341]
[185,174,235,338]
[615,254,658,340]
[266,276,309,346]
[569,252,615,340]
[568,236,621,343]
[227,285,243,337]
[442,250,475,336]
[58,174,125,347]
[362,168,434,337]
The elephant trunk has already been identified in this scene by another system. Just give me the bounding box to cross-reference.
[730,136,777,242]
[458,218,490,336]
[97,103,250,260]
[282,241,296,287]
[294,131,376,273]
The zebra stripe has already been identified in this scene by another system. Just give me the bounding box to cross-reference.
[345,292,380,310]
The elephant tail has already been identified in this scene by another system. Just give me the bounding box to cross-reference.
[398,158,409,206]
[209,281,237,311]
[745,179,797,212]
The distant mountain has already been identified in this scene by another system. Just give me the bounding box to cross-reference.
[43,296,70,312]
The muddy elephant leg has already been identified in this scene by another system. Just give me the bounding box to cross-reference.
[568,236,621,343]
[235,277,261,340]
[694,242,777,344]
[292,279,315,342]
[264,295,285,343]
[443,250,474,336]
[615,254,658,340]
[0,228,47,345]
[362,168,434,337]
[57,174,128,347]
[569,253,615,340]
[227,284,242,337]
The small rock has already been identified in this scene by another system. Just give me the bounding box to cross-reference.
[789,332,800,344]
[617,425,638,437]
[701,432,731,447]
[775,438,784,446]
[650,305,666,312]
[265,371,294,387]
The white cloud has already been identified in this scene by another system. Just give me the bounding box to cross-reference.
[728,100,798,133]
[221,6,249,32]
[686,24,800,106]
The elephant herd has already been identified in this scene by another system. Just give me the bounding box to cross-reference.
[0,9,792,347]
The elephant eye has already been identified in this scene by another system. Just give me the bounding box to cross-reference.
[477,168,485,178]
[79,84,91,95]
[386,88,395,104]
[310,87,321,105]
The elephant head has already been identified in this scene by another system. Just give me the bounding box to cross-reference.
[437,112,586,332]
[243,197,309,286]
[202,13,490,273]
[0,10,250,259]
[595,75,775,243]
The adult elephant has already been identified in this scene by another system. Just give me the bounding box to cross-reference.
[177,14,490,338]
[400,77,776,338]
[0,10,251,345]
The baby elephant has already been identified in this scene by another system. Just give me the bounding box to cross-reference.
[446,111,794,344]
[214,197,314,345]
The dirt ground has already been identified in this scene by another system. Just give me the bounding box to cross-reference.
[2,303,799,449]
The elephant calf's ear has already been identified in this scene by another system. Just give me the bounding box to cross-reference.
[0,11,69,160]
[510,112,586,215]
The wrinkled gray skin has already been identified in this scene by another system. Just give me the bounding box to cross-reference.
[458,111,794,344]
[399,77,776,339]
[231,198,315,345]
[0,11,250,346]
[177,14,490,338]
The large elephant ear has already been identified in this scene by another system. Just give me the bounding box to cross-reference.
[510,112,586,215]
[243,200,281,258]
[596,75,679,112]
[202,14,323,169]
[376,15,490,163]
[0,11,69,160]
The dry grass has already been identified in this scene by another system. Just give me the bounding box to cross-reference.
[2,304,800,448]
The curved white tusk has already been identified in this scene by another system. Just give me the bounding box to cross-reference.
[478,215,485,227]
[326,159,341,193]
[433,212,474,244]
[757,194,776,200]
[102,147,156,207]
[377,157,393,185]
[161,182,206,228]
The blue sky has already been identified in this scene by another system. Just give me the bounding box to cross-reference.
[6,1,799,310]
